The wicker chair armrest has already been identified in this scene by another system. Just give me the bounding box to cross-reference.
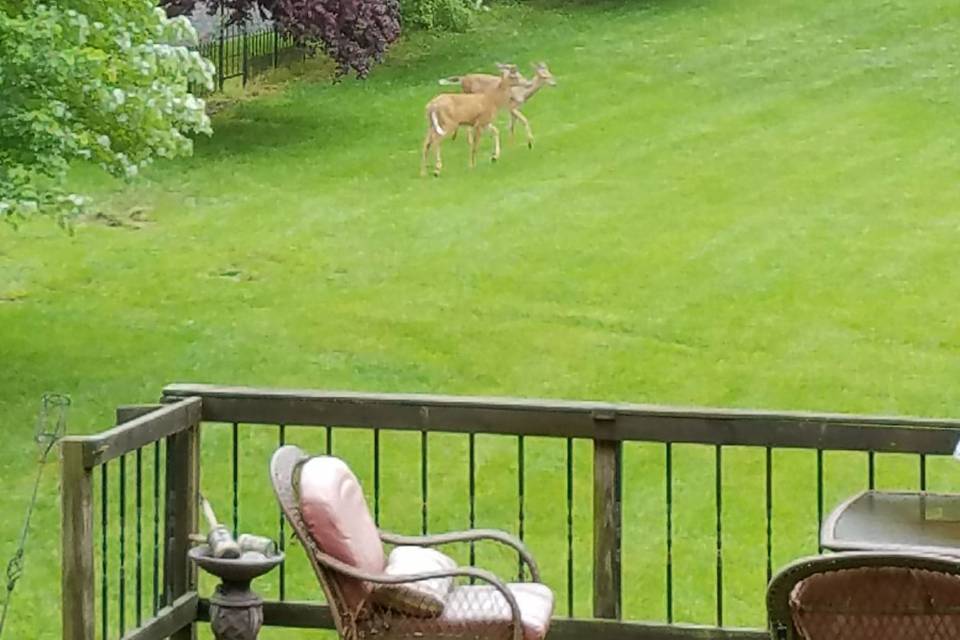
[312,548,523,640]
[380,529,541,583]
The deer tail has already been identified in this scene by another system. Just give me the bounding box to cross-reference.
[438,76,461,85]
[428,108,446,136]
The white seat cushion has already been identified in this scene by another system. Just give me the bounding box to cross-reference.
[433,583,554,640]
[372,546,457,617]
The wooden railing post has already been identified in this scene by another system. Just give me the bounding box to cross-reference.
[164,417,201,640]
[593,436,622,619]
[61,439,95,640]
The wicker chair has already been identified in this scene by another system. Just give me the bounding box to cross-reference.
[767,552,960,640]
[270,445,554,640]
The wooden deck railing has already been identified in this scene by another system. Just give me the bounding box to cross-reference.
[60,398,201,640]
[60,383,960,640]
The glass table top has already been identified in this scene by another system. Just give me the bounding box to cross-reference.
[822,490,960,555]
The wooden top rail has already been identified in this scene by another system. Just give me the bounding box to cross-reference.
[62,397,201,469]
[163,384,960,455]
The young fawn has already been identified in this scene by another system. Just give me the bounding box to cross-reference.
[439,62,556,149]
[421,66,522,177]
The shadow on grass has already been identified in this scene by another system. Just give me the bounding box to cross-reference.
[188,101,365,162]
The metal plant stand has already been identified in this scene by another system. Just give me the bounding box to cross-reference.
[189,545,284,640]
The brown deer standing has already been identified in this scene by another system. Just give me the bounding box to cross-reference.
[421,66,522,177]
[439,62,556,149]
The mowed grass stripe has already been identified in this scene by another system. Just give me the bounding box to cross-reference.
[1,0,959,637]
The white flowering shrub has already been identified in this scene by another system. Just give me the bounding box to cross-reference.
[0,0,215,226]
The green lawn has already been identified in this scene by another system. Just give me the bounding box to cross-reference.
[2,0,960,637]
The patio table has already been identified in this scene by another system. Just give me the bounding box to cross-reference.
[821,489,960,556]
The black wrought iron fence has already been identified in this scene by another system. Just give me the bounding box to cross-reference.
[192,24,306,95]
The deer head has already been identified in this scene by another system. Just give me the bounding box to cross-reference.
[495,62,524,80]
[532,62,556,86]
[493,64,523,90]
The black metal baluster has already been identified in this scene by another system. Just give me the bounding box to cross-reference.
[421,431,428,535]
[765,447,773,586]
[278,424,286,601]
[101,463,109,640]
[153,442,160,614]
[242,24,248,86]
[217,19,225,90]
[119,454,126,635]
[273,24,279,69]
[816,449,824,553]
[135,448,143,627]
[469,433,476,575]
[715,445,722,627]
[517,436,525,580]
[566,437,574,617]
[615,442,623,616]
[232,423,239,539]
[920,454,927,491]
[665,443,673,623]
[868,450,875,490]
[374,430,381,526]
[326,426,333,454]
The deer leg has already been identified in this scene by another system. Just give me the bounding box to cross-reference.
[421,131,432,177]
[486,123,501,162]
[469,126,481,168]
[433,136,443,177]
[466,127,474,147]
[512,109,533,149]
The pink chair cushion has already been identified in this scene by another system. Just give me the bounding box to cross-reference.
[299,456,385,609]
[441,583,554,640]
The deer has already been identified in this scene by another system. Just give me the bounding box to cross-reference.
[438,62,556,149]
[438,62,521,93]
[421,66,523,177]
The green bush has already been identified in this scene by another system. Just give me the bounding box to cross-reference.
[0,0,214,226]
[401,0,475,32]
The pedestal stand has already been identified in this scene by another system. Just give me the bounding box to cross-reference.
[189,545,284,640]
